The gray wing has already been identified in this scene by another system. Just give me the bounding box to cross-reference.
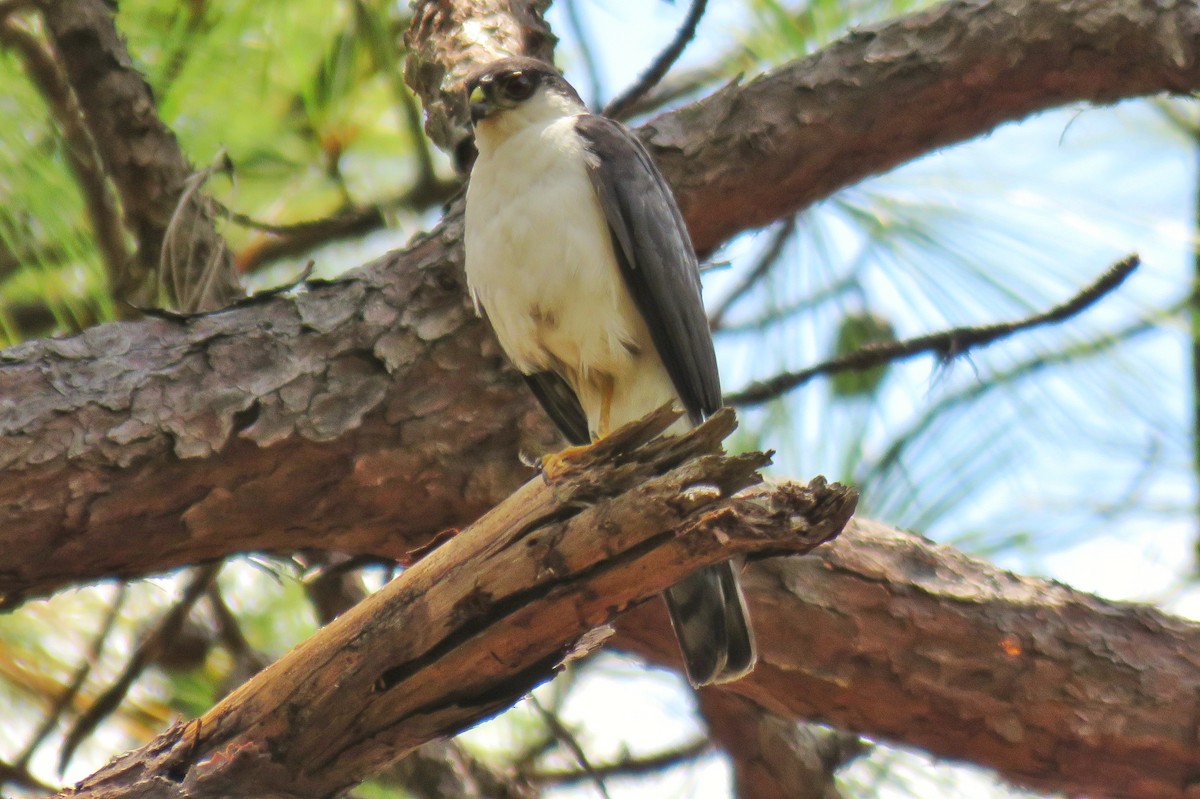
[575,115,721,423]
[523,371,589,446]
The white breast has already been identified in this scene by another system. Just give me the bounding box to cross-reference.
[465,118,639,376]
[465,109,682,438]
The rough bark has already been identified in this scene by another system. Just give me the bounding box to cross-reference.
[57,411,853,799]
[0,217,543,606]
[616,516,1200,799]
[38,0,242,310]
[404,0,555,164]
[6,0,1200,605]
[645,0,1200,252]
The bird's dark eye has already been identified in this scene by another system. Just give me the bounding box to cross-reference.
[502,71,536,101]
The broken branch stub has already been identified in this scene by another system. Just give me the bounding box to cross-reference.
[63,408,854,799]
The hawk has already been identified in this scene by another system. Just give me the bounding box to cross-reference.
[463,57,755,687]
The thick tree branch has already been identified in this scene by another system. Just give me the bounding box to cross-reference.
[404,0,1200,254]
[615,515,1200,799]
[643,0,1200,253]
[0,215,556,606]
[59,412,848,799]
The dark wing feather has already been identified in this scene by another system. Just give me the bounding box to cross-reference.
[523,371,590,445]
[574,115,721,423]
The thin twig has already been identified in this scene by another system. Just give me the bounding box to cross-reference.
[530,738,713,787]
[219,176,457,274]
[716,273,859,336]
[604,62,728,120]
[602,0,708,121]
[528,694,611,799]
[162,159,233,312]
[727,254,1140,406]
[868,298,1175,485]
[15,585,128,774]
[59,563,222,772]
[218,202,379,236]
[206,583,269,687]
[350,0,439,188]
[709,216,796,329]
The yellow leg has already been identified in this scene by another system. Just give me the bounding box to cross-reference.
[541,374,615,478]
[596,373,614,439]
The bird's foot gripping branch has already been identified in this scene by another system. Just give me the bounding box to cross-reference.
[62,406,856,799]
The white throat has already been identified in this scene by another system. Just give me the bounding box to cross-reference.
[473,87,586,154]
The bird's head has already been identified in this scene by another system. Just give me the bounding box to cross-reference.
[465,58,584,141]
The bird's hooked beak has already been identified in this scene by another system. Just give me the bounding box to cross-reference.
[468,81,491,126]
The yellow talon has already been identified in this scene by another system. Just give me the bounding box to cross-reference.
[541,374,616,479]
[540,443,595,479]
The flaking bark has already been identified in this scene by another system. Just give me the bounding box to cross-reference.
[59,411,851,799]
[617,515,1200,799]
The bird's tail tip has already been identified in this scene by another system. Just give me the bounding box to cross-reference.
[664,560,757,688]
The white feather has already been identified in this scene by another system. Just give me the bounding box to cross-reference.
[465,87,681,437]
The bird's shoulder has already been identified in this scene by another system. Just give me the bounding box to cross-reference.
[572,114,652,165]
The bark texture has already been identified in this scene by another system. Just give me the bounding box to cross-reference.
[649,0,1200,252]
[58,412,853,799]
[617,516,1200,799]
[0,218,544,605]
[405,0,555,169]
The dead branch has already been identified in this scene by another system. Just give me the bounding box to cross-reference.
[58,410,851,799]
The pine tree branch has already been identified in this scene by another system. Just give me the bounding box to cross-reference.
[727,254,1140,406]
[60,412,844,799]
